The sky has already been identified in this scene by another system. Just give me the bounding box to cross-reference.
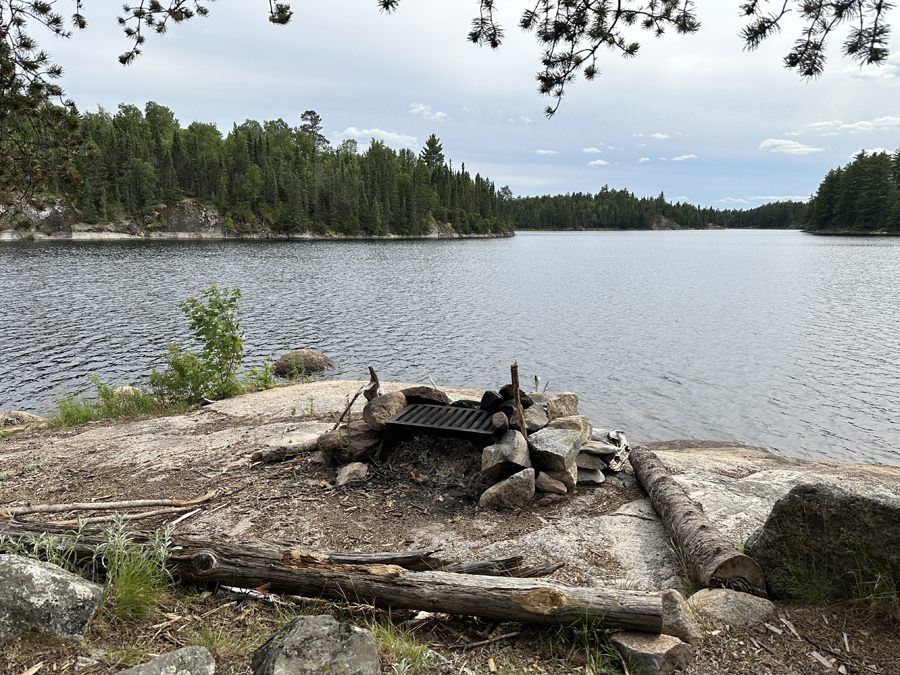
[42,1,900,208]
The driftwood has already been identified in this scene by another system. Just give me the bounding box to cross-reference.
[629,445,767,596]
[0,521,678,633]
[250,438,319,463]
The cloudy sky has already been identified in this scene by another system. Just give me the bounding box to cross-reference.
[46,1,900,208]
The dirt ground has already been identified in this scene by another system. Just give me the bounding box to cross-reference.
[2,383,900,674]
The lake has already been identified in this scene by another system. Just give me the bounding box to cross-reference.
[2,230,898,467]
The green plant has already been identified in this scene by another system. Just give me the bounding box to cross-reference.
[245,354,277,391]
[95,516,174,623]
[303,396,315,415]
[290,406,296,416]
[368,619,430,673]
[670,540,701,598]
[150,286,244,403]
[50,375,175,428]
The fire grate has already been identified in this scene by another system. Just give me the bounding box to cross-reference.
[383,404,496,453]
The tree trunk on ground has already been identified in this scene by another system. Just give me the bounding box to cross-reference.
[629,445,767,596]
[0,521,674,633]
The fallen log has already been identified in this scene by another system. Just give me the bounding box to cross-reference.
[0,521,686,636]
[250,438,319,463]
[0,490,218,518]
[629,445,767,596]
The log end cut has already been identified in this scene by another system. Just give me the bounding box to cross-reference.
[710,554,767,597]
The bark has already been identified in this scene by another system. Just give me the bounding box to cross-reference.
[0,521,676,633]
[629,445,767,596]
[511,362,528,440]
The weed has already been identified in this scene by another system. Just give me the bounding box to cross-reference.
[245,354,277,392]
[303,396,315,416]
[290,406,296,416]
[368,619,430,673]
[670,539,701,597]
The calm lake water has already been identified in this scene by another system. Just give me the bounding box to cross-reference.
[2,230,899,466]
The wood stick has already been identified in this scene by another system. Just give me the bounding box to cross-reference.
[629,445,767,596]
[331,382,369,431]
[511,362,528,440]
[51,507,193,526]
[1,490,217,517]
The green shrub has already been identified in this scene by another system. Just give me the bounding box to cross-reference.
[49,375,169,427]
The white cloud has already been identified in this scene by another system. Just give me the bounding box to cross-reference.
[333,127,417,149]
[583,147,602,153]
[409,102,448,122]
[838,115,900,133]
[521,117,533,124]
[633,133,644,137]
[759,138,824,154]
[638,157,650,163]
[589,159,610,166]
[820,132,838,137]
[842,53,900,84]
[637,143,647,147]
[784,131,801,136]
[749,195,808,201]
[650,133,669,139]
[807,120,842,131]
[536,149,558,155]
[671,154,697,161]
[716,197,751,204]
[853,147,889,158]
[659,157,667,161]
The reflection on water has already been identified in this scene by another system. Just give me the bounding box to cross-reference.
[2,230,899,466]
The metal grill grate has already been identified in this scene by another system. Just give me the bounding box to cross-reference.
[383,404,496,452]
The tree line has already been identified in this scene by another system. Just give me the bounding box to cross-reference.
[70,102,512,236]
[805,148,900,233]
[508,188,807,231]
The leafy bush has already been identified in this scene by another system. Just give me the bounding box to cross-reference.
[49,374,168,427]
[150,286,245,403]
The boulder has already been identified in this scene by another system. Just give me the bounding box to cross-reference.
[610,633,692,675]
[577,468,606,485]
[745,482,900,600]
[544,464,578,491]
[0,555,103,641]
[118,647,215,675]
[400,386,451,406]
[546,392,579,420]
[479,469,535,509]
[661,589,705,645]
[491,412,509,432]
[336,462,368,486]
[362,391,407,431]
[508,404,549,434]
[451,399,482,409]
[273,349,335,377]
[481,431,531,481]
[251,615,380,675]
[498,383,534,407]
[479,390,504,411]
[0,411,47,428]
[689,588,775,627]
[527,427,582,475]
[535,472,568,495]
[547,415,593,445]
[576,452,608,471]
[527,392,551,406]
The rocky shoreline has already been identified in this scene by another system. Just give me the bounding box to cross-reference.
[2,380,899,674]
[0,198,514,242]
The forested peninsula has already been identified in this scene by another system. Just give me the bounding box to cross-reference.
[8,102,513,240]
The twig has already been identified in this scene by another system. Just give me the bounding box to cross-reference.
[1,490,217,517]
[331,382,369,431]
[167,508,202,527]
[463,631,521,650]
[51,507,192,526]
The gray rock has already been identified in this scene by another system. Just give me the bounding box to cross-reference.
[577,468,606,485]
[547,415,593,445]
[400,386,451,406]
[611,633,692,675]
[508,404,549,434]
[528,427,581,474]
[688,588,775,627]
[527,392,551,406]
[544,463,578,491]
[479,469,535,509]
[535,471,568,495]
[273,349,335,377]
[546,392,579,420]
[118,647,215,675]
[0,411,47,428]
[0,555,103,641]
[481,431,531,481]
[491,411,509,431]
[336,462,368,486]
[661,589,705,645]
[361,391,407,431]
[580,440,620,461]
[745,482,900,599]
[251,615,380,675]
[576,452,608,471]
